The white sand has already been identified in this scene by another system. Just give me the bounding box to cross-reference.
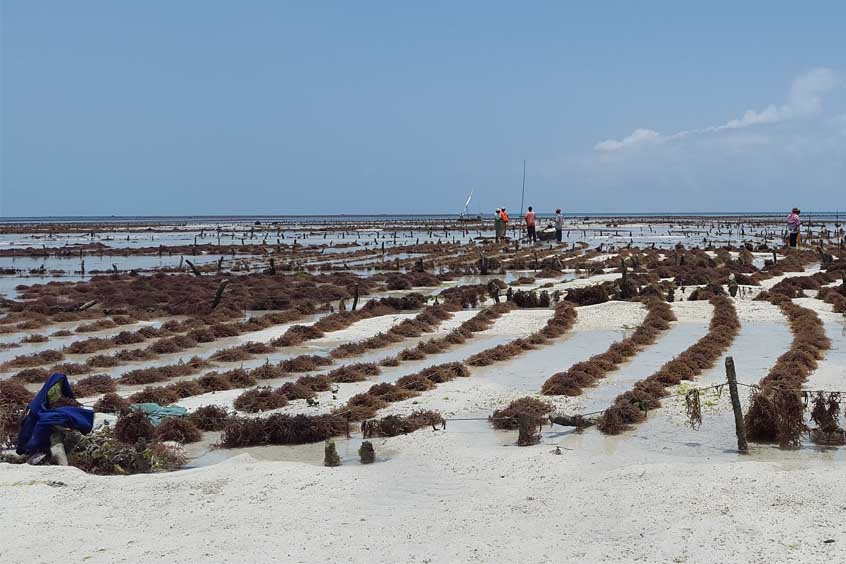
[3,432,842,564]
[670,299,713,322]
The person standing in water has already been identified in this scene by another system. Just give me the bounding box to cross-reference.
[554,208,563,243]
[494,209,504,243]
[525,206,537,243]
[787,208,801,248]
[500,207,510,240]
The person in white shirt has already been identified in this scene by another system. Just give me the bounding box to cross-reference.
[554,208,563,243]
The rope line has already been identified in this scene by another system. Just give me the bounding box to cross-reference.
[72,380,846,424]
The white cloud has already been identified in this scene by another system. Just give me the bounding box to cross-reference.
[593,128,659,151]
[594,68,840,152]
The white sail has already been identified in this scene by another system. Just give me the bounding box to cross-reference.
[461,189,473,216]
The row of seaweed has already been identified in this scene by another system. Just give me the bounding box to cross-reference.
[7,293,430,385]
[540,298,676,396]
[222,301,579,447]
[744,296,834,447]
[3,306,314,374]
[596,295,740,434]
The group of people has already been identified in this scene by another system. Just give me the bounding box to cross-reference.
[493,206,565,244]
[494,206,804,247]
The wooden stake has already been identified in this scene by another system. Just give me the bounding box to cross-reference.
[358,440,375,464]
[185,259,202,277]
[516,415,541,446]
[324,439,341,467]
[210,279,230,310]
[352,284,359,311]
[725,356,748,454]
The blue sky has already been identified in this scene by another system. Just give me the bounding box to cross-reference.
[1,1,844,216]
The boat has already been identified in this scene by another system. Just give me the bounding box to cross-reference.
[458,190,482,221]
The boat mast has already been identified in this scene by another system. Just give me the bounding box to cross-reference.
[519,160,526,217]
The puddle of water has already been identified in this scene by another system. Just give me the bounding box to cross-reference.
[185,431,399,468]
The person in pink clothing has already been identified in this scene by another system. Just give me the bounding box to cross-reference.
[525,206,537,243]
[786,207,801,248]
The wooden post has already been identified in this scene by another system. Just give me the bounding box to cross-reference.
[185,259,202,277]
[516,415,540,446]
[324,439,341,467]
[725,356,748,454]
[351,284,359,311]
[359,440,375,464]
[210,279,230,310]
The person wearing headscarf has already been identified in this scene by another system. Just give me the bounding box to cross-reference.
[786,208,801,248]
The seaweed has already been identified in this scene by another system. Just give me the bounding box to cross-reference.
[188,405,230,431]
[490,397,553,430]
[114,410,155,444]
[73,374,117,397]
[0,379,34,407]
[745,298,832,447]
[219,413,349,447]
[361,410,444,437]
[597,296,739,434]
[93,392,130,414]
[11,367,50,384]
[154,417,202,443]
[233,387,288,413]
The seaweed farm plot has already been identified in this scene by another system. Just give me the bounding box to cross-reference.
[575,299,796,457]
[2,216,845,489]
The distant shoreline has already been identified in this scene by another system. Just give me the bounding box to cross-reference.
[1,211,843,226]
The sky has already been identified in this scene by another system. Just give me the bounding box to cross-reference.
[1,1,844,216]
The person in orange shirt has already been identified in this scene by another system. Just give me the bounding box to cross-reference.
[500,207,509,237]
[525,206,536,243]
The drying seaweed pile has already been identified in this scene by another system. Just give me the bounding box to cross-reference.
[489,397,554,430]
[541,298,675,396]
[66,427,187,475]
[10,271,376,318]
[0,380,34,449]
[360,411,444,437]
[219,413,350,448]
[597,296,740,434]
[188,405,231,431]
[744,298,832,447]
